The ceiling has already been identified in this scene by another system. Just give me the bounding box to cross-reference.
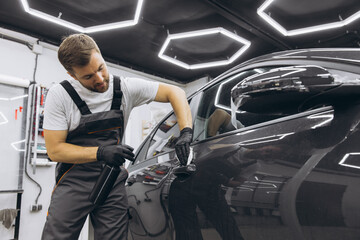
[0,0,359,84]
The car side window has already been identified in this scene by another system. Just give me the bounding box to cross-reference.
[193,67,286,141]
[194,64,360,142]
[133,96,203,165]
[145,113,180,160]
[131,112,179,165]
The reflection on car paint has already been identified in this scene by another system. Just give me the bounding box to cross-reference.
[238,132,294,146]
[127,50,360,240]
[338,152,360,169]
[307,111,334,129]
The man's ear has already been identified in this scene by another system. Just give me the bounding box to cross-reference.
[67,71,77,80]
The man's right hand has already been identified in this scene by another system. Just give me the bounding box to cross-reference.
[97,144,135,166]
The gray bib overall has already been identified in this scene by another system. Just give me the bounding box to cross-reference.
[42,76,129,240]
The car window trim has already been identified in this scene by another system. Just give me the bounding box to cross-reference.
[127,157,159,172]
[192,105,334,146]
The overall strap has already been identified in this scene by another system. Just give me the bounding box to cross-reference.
[111,76,123,110]
[60,80,91,115]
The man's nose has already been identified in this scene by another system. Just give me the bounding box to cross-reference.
[94,72,104,83]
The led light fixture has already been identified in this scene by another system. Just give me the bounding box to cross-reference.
[20,0,144,33]
[158,27,251,69]
[257,0,360,36]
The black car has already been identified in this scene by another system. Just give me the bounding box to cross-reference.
[126,49,360,240]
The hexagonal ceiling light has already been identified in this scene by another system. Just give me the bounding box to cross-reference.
[19,0,144,33]
[257,0,360,36]
[158,27,251,70]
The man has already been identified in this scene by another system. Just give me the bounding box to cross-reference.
[42,33,192,239]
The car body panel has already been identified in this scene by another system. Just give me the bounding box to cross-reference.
[126,48,360,240]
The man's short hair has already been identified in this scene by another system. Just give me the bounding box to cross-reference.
[58,34,101,74]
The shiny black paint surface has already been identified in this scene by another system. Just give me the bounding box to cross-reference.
[126,49,360,240]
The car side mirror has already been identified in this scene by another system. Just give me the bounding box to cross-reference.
[172,163,196,178]
[231,65,337,114]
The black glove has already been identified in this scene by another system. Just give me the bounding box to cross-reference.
[97,144,135,166]
[175,127,193,166]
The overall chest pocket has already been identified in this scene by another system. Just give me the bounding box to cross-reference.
[83,110,124,134]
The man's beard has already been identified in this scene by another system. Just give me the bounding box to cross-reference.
[93,77,109,93]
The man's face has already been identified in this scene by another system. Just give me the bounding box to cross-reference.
[69,50,110,93]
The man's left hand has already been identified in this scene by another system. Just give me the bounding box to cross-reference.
[175,127,193,165]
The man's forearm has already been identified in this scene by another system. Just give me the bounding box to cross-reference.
[168,87,192,130]
[172,102,192,130]
[47,142,98,164]
[153,83,193,130]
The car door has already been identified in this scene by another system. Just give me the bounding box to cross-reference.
[295,104,360,240]
[191,106,340,240]
[187,65,360,240]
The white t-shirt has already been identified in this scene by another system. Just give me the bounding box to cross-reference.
[43,74,159,132]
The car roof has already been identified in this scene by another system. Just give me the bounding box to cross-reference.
[188,48,360,98]
[223,48,360,78]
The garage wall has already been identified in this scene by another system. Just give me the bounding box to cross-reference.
[0,29,207,240]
